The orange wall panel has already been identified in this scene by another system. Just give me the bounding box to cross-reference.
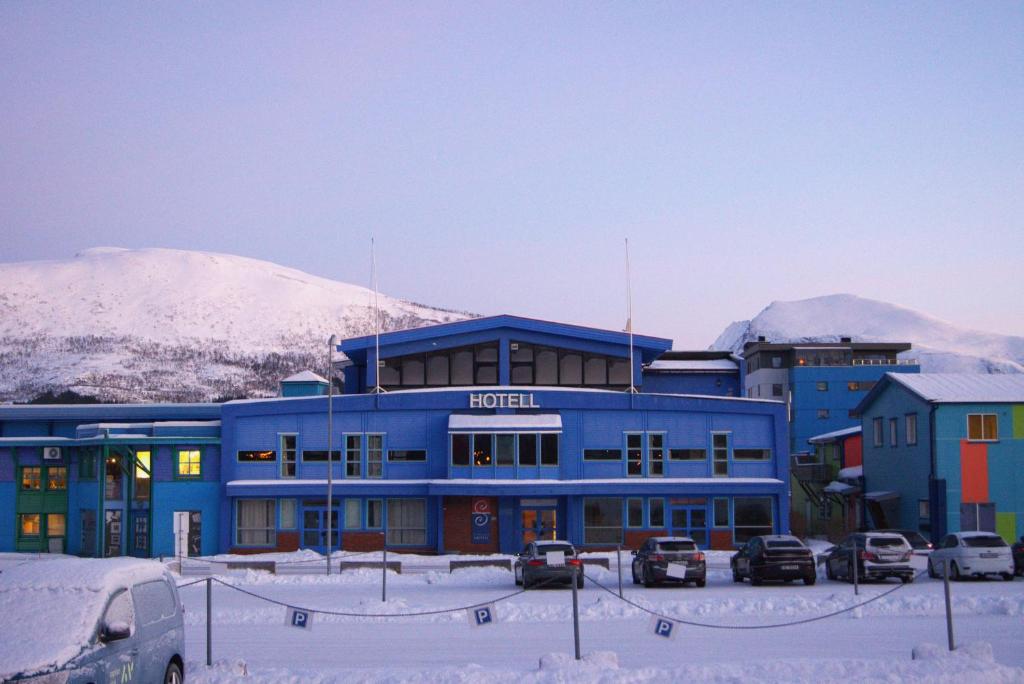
[843,434,863,468]
[960,440,989,504]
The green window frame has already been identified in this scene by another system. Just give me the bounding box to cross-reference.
[78,451,98,480]
[175,449,202,479]
[20,466,41,491]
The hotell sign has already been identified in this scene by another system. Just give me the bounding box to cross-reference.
[469,393,539,408]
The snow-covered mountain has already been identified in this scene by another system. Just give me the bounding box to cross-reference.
[0,248,473,402]
[711,294,1024,374]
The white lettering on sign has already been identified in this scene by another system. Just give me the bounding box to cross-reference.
[469,393,539,409]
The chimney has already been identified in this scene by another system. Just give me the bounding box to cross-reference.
[840,336,852,344]
[757,335,766,342]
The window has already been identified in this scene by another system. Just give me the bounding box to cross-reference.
[584,449,621,461]
[47,513,66,537]
[301,450,340,462]
[626,433,642,476]
[388,449,426,462]
[78,451,97,480]
[367,499,383,529]
[21,467,41,491]
[918,499,930,520]
[540,434,559,466]
[648,434,664,476]
[451,434,470,466]
[346,435,361,477]
[236,499,275,546]
[713,498,730,528]
[734,449,770,461]
[816,381,828,391]
[889,418,898,447]
[132,580,176,627]
[46,466,67,490]
[280,435,296,478]
[967,413,998,441]
[386,499,426,545]
[509,341,630,388]
[518,434,538,466]
[496,435,514,466]
[734,497,773,543]
[345,499,361,529]
[133,452,150,501]
[473,434,492,466]
[367,434,383,478]
[239,450,277,462]
[378,344,499,388]
[583,497,622,544]
[873,417,883,447]
[712,433,729,477]
[627,498,643,528]
[19,513,40,537]
[103,589,135,637]
[649,498,665,528]
[177,450,201,478]
[848,381,876,391]
[772,384,783,397]
[771,356,782,369]
[906,414,918,446]
[280,499,297,529]
[669,448,706,461]
[817,409,829,419]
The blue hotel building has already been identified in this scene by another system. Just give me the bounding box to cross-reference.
[2,316,789,557]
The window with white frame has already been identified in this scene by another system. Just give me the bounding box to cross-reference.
[367,434,383,478]
[647,433,664,476]
[712,433,729,477]
[872,417,883,447]
[626,433,642,476]
[280,435,297,478]
[627,498,643,528]
[236,499,275,546]
[906,414,918,446]
[889,418,898,447]
[345,435,361,478]
[967,414,998,441]
[345,499,361,529]
[280,499,297,529]
[386,499,426,545]
[367,499,383,529]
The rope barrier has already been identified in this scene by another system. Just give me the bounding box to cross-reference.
[582,569,928,630]
[176,578,209,589]
[176,548,382,567]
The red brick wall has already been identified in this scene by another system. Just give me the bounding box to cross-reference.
[710,529,734,550]
[343,531,386,551]
[623,529,666,550]
[229,531,299,555]
[442,496,500,553]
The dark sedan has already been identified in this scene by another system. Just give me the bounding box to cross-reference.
[514,540,584,589]
[731,535,816,585]
[1011,536,1024,576]
[631,536,706,587]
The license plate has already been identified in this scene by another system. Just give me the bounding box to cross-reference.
[666,563,688,579]
[981,553,998,558]
[781,565,798,571]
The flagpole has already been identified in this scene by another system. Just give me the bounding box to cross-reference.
[625,238,637,394]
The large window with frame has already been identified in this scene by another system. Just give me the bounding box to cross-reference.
[583,497,623,544]
[733,449,770,461]
[669,448,706,461]
[133,452,150,502]
[473,434,493,466]
[451,434,470,466]
[236,499,276,546]
[177,450,201,478]
[21,467,41,491]
[46,466,67,491]
[734,497,773,543]
[239,450,277,463]
[873,417,883,447]
[712,433,729,477]
[386,499,426,545]
[906,414,918,446]
[649,498,665,528]
[378,343,499,389]
[345,499,361,530]
[78,450,98,480]
[540,434,559,466]
[518,434,538,466]
[496,435,514,466]
[19,513,41,538]
[648,434,664,476]
[509,341,630,388]
[627,498,643,528]
[967,413,998,441]
[626,433,642,476]
[279,435,296,478]
[367,435,383,478]
[345,435,362,478]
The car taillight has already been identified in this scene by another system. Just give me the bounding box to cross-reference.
[859,550,877,561]
[651,554,665,562]
[567,558,582,566]
[527,559,545,566]
[694,552,705,562]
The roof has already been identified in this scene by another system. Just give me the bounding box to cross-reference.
[281,370,328,384]
[742,341,912,355]
[647,359,738,372]
[807,425,862,444]
[887,373,1024,403]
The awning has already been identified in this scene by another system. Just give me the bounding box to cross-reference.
[865,490,899,502]
[448,414,562,432]
[824,481,859,495]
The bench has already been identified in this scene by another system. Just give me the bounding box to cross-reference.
[340,560,402,574]
[449,559,512,573]
[225,561,276,573]
[581,558,610,569]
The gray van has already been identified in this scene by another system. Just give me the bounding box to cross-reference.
[0,557,185,683]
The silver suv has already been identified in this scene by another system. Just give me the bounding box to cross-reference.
[824,532,915,583]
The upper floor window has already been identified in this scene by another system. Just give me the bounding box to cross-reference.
[177,450,201,478]
[817,409,829,419]
[734,449,770,461]
[510,341,629,388]
[889,418,898,447]
[451,432,557,467]
[816,381,828,391]
[21,466,41,491]
[378,343,497,389]
[772,384,783,397]
[346,435,362,477]
[872,417,883,447]
[280,435,297,478]
[906,414,918,446]
[967,414,998,441]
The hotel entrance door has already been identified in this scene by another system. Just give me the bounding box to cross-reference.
[521,500,558,545]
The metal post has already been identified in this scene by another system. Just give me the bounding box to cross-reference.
[852,544,859,596]
[616,545,623,599]
[205,577,212,667]
[571,566,582,660]
[326,334,336,576]
[943,559,955,651]
[382,546,388,602]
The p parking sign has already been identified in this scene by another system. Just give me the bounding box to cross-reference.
[650,616,677,640]
[467,603,497,627]
[286,607,314,631]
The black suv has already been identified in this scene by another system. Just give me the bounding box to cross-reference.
[631,536,706,587]
[1012,536,1024,576]
[731,535,816,585]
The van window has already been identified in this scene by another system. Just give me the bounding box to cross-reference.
[103,589,136,635]
[132,580,177,627]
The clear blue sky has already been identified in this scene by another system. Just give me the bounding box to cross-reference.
[2,3,1021,348]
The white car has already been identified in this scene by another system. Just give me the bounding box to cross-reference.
[927,531,1015,581]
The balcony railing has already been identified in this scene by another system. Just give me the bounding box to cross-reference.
[852,358,918,366]
[791,454,834,483]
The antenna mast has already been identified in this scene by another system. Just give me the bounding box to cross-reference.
[626,238,637,394]
[372,237,384,394]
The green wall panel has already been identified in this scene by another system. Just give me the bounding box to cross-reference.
[996,512,1016,544]
[1013,405,1024,439]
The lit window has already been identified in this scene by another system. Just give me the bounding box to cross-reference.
[46,467,67,491]
[21,467,41,491]
[47,513,66,537]
[177,450,201,477]
[134,452,150,501]
[19,513,41,537]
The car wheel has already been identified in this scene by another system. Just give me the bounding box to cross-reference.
[951,562,963,581]
[1002,573,1015,582]
[695,578,706,588]
[164,661,183,684]
[927,559,938,579]
[632,566,640,585]
[901,575,914,584]
[804,575,816,586]
[732,569,742,583]
[750,569,763,586]
[643,566,655,588]
[826,563,835,581]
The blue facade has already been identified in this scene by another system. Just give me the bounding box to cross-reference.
[1,315,790,556]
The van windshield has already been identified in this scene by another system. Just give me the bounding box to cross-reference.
[536,544,574,555]
[963,536,1007,548]
[868,537,906,547]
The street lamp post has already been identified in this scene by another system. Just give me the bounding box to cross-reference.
[326,334,337,576]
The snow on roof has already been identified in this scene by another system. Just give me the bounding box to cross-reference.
[824,481,857,495]
[226,477,785,488]
[838,465,863,480]
[807,426,862,444]
[282,370,328,383]
[448,414,562,431]
[889,372,1024,404]
[0,558,171,679]
[647,359,738,372]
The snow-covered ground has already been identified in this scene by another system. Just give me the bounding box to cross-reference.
[155,550,1024,682]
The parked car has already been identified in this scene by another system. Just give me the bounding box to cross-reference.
[875,529,933,552]
[0,557,185,683]
[631,536,706,588]
[514,540,584,588]
[823,532,915,584]
[1013,536,1024,577]
[731,535,816,585]
[927,532,1015,581]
